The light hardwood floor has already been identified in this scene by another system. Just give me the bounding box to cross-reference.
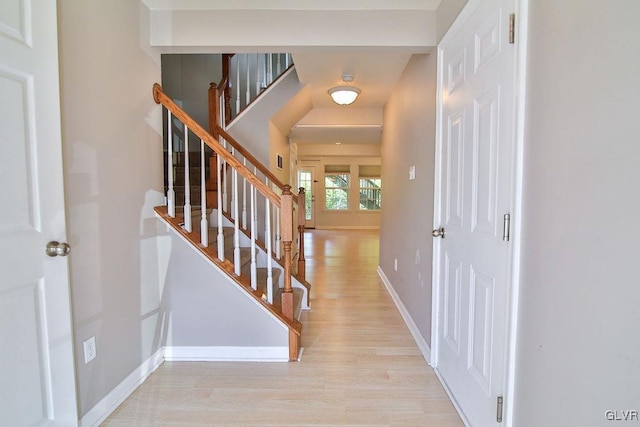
[103,229,463,426]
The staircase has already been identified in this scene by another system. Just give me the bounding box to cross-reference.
[153,73,309,361]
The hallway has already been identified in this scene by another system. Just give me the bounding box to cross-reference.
[104,229,463,426]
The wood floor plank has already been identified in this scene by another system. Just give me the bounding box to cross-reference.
[102,229,462,426]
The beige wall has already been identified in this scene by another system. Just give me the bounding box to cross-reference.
[161,54,223,132]
[513,1,640,425]
[58,0,164,417]
[269,121,291,184]
[379,53,437,346]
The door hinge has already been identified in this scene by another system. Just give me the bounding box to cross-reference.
[503,214,511,242]
[497,395,504,423]
[509,14,515,44]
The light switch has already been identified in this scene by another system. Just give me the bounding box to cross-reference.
[409,165,416,180]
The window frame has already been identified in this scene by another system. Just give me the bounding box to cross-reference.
[324,172,350,211]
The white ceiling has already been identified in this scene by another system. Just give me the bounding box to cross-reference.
[288,51,414,145]
[142,0,443,145]
[293,52,413,109]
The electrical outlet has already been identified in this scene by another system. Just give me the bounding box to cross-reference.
[83,336,96,364]
[394,258,398,271]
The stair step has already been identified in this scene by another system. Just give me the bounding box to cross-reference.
[241,264,283,294]
[208,226,235,251]
[164,150,213,166]
[173,188,218,208]
[224,246,253,269]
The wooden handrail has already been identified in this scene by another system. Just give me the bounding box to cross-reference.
[153,83,281,207]
[215,126,298,203]
[209,75,299,202]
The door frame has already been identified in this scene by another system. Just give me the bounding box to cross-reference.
[429,0,529,425]
[298,164,317,229]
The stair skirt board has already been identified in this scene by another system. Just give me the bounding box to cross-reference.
[164,346,294,362]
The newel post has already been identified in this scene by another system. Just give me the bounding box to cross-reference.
[222,54,233,125]
[208,82,219,138]
[281,185,294,321]
[297,187,306,281]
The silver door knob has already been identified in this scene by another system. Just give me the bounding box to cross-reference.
[432,227,445,239]
[46,241,71,257]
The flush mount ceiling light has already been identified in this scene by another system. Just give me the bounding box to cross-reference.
[329,74,361,106]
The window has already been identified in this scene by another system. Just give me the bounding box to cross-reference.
[359,165,381,210]
[325,165,350,210]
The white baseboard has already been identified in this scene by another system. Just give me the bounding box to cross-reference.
[164,346,290,362]
[79,348,164,427]
[377,266,431,364]
[315,226,380,230]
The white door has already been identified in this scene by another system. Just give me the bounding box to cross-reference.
[433,0,516,425]
[0,1,78,425]
[298,166,316,229]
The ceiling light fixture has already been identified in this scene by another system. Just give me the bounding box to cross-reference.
[329,74,361,106]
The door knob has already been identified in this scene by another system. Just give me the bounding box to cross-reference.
[432,227,445,239]
[46,241,71,257]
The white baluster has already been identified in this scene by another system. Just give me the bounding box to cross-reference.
[183,123,192,233]
[242,158,247,229]
[267,53,273,85]
[256,53,261,95]
[246,54,251,107]
[221,138,228,213]
[276,53,281,76]
[275,205,281,260]
[219,90,225,129]
[235,55,240,114]
[166,109,175,217]
[265,198,273,304]
[229,147,236,218]
[216,151,224,261]
[200,139,208,246]
[250,185,257,291]
[233,167,241,276]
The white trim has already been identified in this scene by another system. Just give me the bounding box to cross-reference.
[315,225,380,230]
[164,346,290,362]
[79,348,164,427]
[430,34,446,369]
[377,266,431,364]
[433,368,472,427]
[504,1,529,425]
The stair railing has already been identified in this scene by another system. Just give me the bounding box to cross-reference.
[154,83,297,322]
[227,53,293,123]
[209,78,307,284]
